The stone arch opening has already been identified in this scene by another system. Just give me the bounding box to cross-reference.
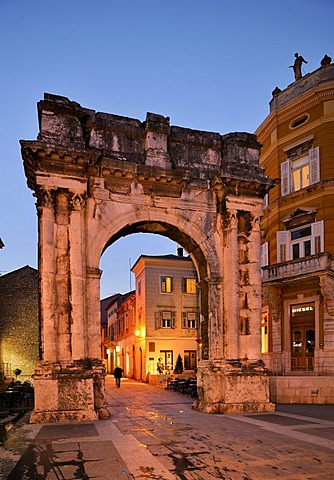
[21,93,274,422]
[101,221,209,285]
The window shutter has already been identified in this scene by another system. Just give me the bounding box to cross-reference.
[311,220,324,254]
[261,242,269,267]
[155,312,161,329]
[182,312,187,328]
[172,311,176,329]
[281,160,291,196]
[309,147,320,185]
[277,231,290,262]
[263,193,269,209]
[182,278,186,293]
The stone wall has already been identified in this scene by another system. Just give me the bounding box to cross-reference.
[0,266,39,380]
[270,376,334,404]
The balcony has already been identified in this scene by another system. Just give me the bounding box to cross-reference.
[262,252,334,283]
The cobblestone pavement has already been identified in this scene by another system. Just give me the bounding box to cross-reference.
[105,377,334,480]
[1,376,334,479]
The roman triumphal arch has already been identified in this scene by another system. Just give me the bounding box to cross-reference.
[21,93,275,422]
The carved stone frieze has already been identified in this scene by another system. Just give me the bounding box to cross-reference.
[320,275,334,317]
[263,286,280,322]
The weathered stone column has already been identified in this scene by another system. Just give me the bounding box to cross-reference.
[36,189,57,361]
[86,267,103,359]
[223,209,240,359]
[54,190,72,360]
[69,192,87,360]
[208,277,225,359]
[243,214,262,360]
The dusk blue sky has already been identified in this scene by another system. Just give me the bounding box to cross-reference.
[1,0,333,298]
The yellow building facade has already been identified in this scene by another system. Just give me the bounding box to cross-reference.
[131,250,199,383]
[104,250,199,383]
[256,61,334,403]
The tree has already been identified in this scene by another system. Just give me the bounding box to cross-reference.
[174,354,183,374]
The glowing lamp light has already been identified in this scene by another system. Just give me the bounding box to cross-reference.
[115,345,121,352]
[106,348,110,355]
[135,330,140,337]
[196,338,203,347]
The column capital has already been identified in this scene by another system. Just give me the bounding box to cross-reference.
[69,192,87,211]
[36,187,56,209]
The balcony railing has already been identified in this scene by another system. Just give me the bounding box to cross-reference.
[262,253,334,283]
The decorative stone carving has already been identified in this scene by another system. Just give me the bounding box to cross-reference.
[69,192,86,211]
[263,286,280,323]
[320,276,334,317]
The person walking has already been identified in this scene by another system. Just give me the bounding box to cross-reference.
[113,366,123,388]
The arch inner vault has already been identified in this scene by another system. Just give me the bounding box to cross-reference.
[21,94,274,422]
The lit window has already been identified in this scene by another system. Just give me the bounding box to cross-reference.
[185,278,196,294]
[281,146,320,197]
[261,312,268,353]
[291,155,309,192]
[161,276,172,293]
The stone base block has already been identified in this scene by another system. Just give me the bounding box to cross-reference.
[30,409,98,423]
[30,359,109,423]
[193,359,275,414]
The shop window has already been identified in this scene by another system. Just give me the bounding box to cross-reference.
[290,302,315,371]
[159,350,173,372]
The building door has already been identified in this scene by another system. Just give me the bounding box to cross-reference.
[184,350,197,370]
[290,303,315,371]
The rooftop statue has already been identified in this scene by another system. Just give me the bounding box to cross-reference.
[290,52,308,81]
[321,54,332,66]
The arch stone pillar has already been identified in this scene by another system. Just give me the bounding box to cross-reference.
[21,94,274,422]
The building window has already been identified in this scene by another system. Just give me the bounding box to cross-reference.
[281,146,319,196]
[261,311,268,353]
[160,276,173,293]
[137,280,141,296]
[184,278,197,294]
[184,350,197,370]
[290,114,309,129]
[155,310,176,329]
[276,220,324,263]
[160,350,173,372]
[260,242,269,275]
[182,312,197,329]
